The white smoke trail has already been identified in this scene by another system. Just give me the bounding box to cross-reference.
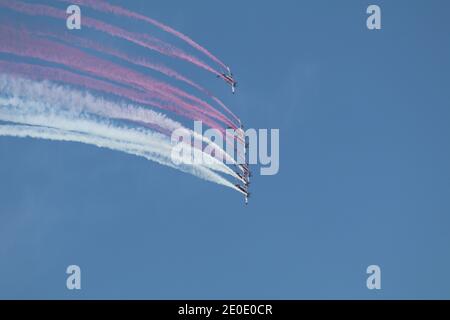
[0,123,237,190]
[0,99,236,184]
[0,76,242,191]
[0,74,240,177]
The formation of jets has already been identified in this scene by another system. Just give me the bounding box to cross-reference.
[219,66,250,205]
[235,146,251,205]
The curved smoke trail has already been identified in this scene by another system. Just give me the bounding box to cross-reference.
[58,0,229,71]
[37,31,241,128]
[0,74,241,179]
[0,26,232,130]
[0,62,243,165]
[0,0,222,76]
[0,124,240,190]
[0,75,243,189]
[0,1,248,197]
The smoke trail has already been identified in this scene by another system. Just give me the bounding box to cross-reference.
[0,0,222,76]
[0,60,215,129]
[0,105,235,181]
[0,26,233,130]
[38,31,241,127]
[0,68,239,168]
[0,124,239,190]
[58,0,229,71]
[0,74,240,178]
[0,1,248,197]
[1,2,244,144]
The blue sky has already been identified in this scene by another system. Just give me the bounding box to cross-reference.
[1,0,450,299]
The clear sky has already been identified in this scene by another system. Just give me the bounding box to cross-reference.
[0,0,450,299]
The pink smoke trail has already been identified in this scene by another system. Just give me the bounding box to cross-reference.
[0,0,243,130]
[0,1,246,153]
[0,0,222,77]
[0,61,243,160]
[0,0,241,128]
[35,31,240,129]
[58,0,228,71]
[0,60,223,136]
[0,26,235,130]
[38,32,240,129]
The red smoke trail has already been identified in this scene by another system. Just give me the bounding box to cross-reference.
[35,31,240,129]
[1,61,243,160]
[211,96,241,128]
[0,26,234,130]
[0,0,243,128]
[0,60,226,136]
[59,0,229,71]
[67,33,240,127]
[0,0,222,77]
[0,0,245,155]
